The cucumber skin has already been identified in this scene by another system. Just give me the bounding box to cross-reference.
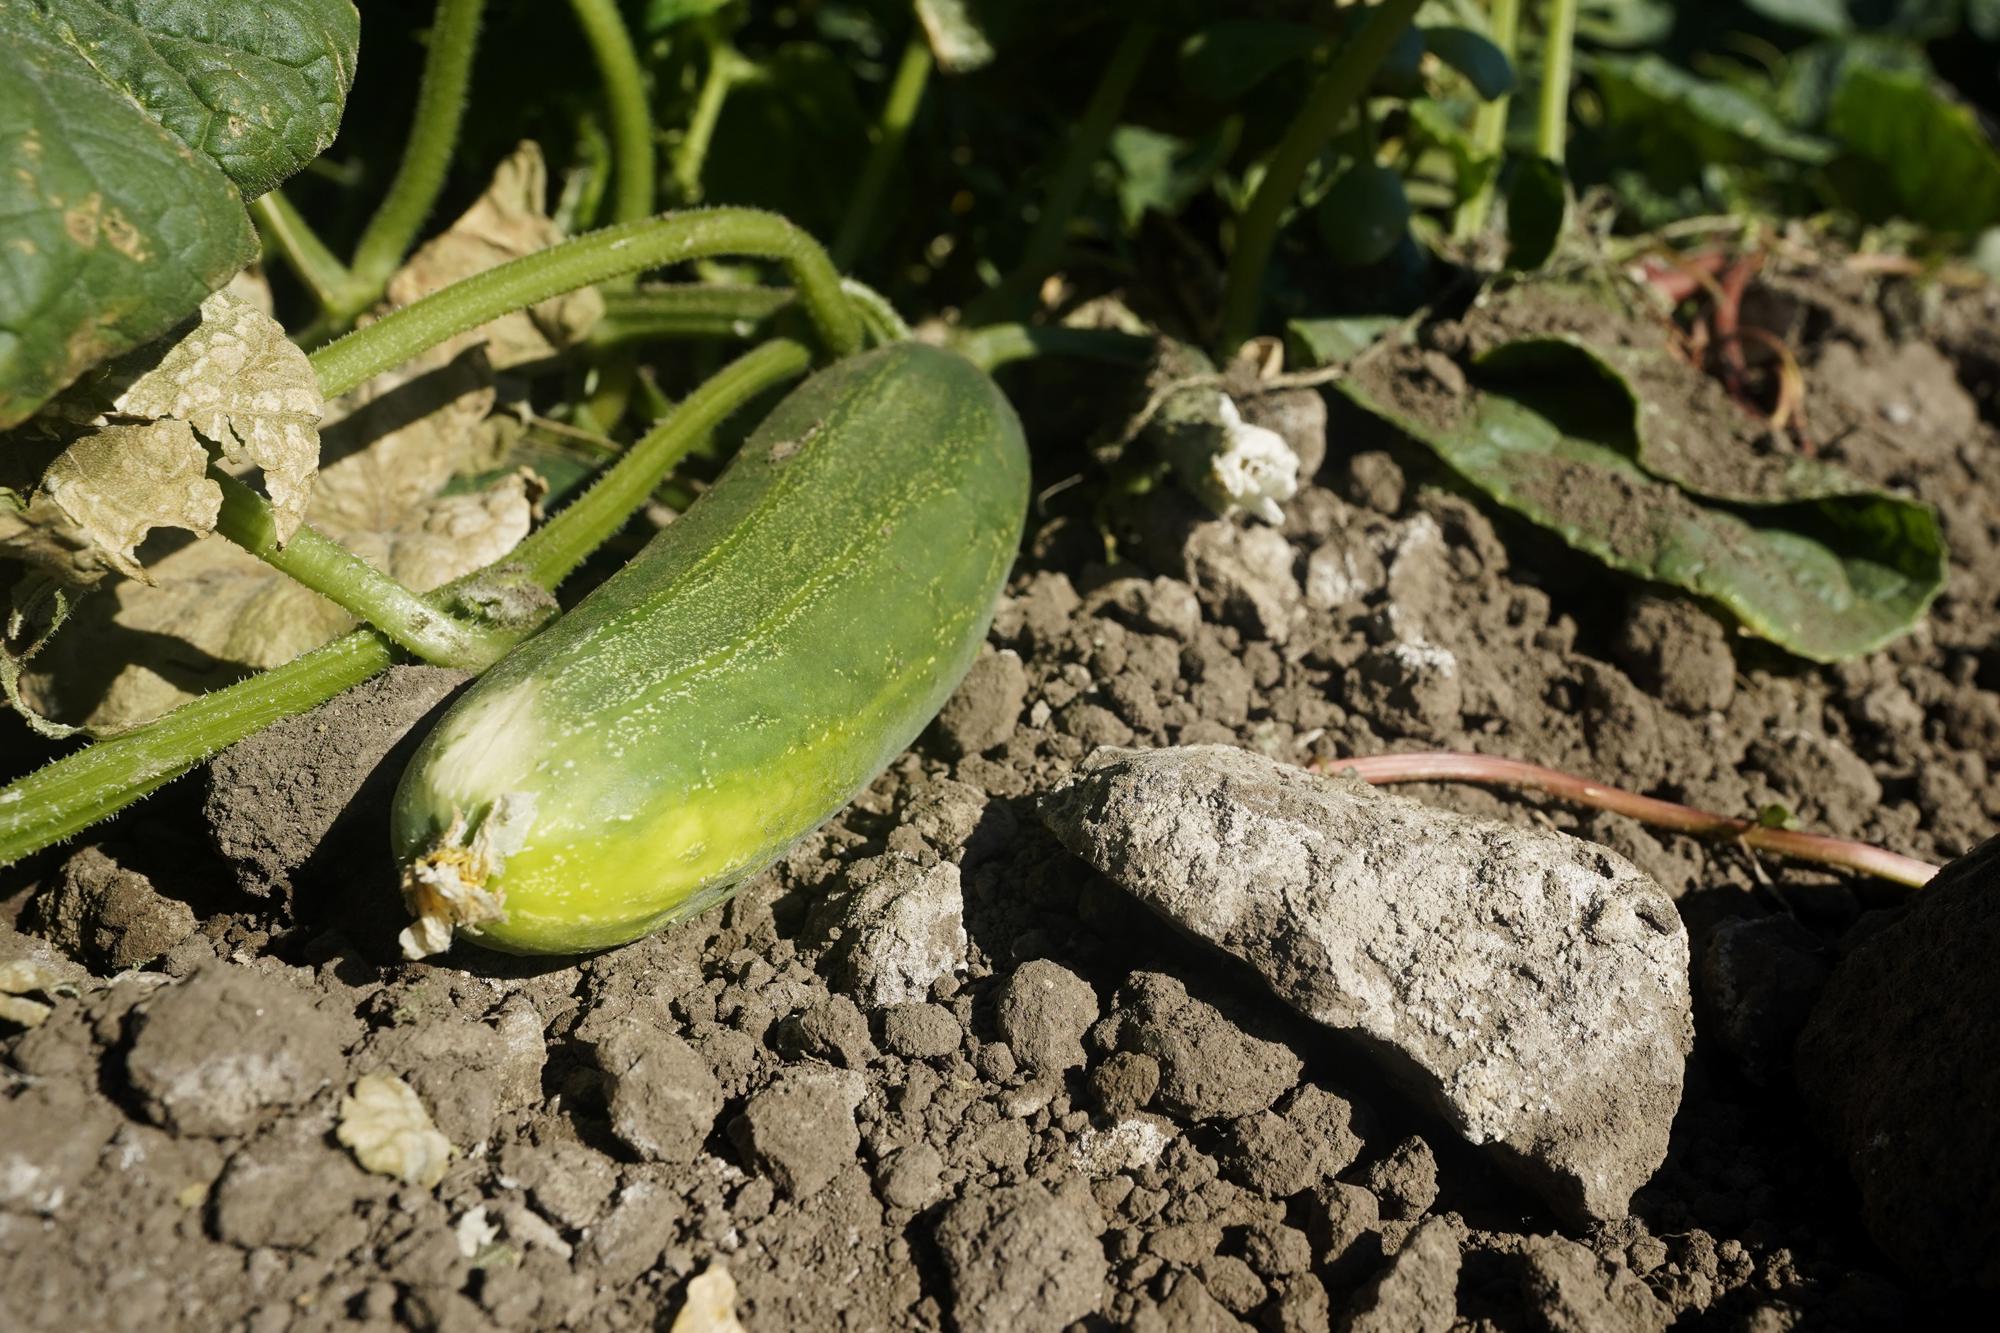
[391,343,1029,953]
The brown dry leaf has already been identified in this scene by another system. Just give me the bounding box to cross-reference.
[388,141,604,370]
[0,420,217,586]
[337,1073,453,1189]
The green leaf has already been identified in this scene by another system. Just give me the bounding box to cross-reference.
[702,45,870,241]
[0,8,256,427]
[32,0,360,197]
[1504,156,1566,271]
[1423,27,1515,99]
[1406,98,1499,204]
[1317,289,1945,661]
[1177,20,1317,102]
[1589,54,1836,181]
[1317,163,1411,268]
[914,0,997,74]
[645,0,735,35]
[1573,0,1674,47]
[1826,63,2000,233]
[1742,0,1852,35]
[1286,315,1401,366]
[1108,122,1237,231]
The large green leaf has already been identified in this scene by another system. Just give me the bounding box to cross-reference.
[0,0,355,427]
[1311,289,1944,661]
[31,0,359,197]
[1826,62,2000,233]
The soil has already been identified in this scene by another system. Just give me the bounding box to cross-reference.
[3,261,1998,1332]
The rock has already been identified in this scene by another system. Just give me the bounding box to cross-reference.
[1182,521,1300,644]
[878,1002,963,1060]
[994,960,1098,1074]
[588,1027,724,1165]
[1361,1136,1438,1221]
[934,1181,1106,1333]
[1041,746,1692,1223]
[1345,451,1406,515]
[1309,1181,1380,1267]
[828,857,968,1007]
[1090,576,1203,642]
[1281,1084,1364,1182]
[1794,835,2000,1289]
[775,995,877,1069]
[1106,971,1301,1121]
[1219,1111,1316,1198]
[1613,596,1734,714]
[124,966,349,1137]
[1340,1216,1460,1333]
[27,847,195,971]
[1698,915,1829,1087]
[1087,1051,1161,1117]
[874,1142,945,1211]
[1517,1234,1672,1333]
[935,647,1028,758]
[728,1068,862,1197]
[204,665,469,899]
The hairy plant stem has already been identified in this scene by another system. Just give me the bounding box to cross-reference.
[1535,0,1579,164]
[251,190,354,312]
[347,0,488,311]
[672,38,751,203]
[832,34,935,270]
[966,24,1157,326]
[0,340,812,869]
[1215,0,1426,356]
[1323,751,1939,888]
[569,0,659,225]
[590,285,798,344]
[1452,0,1521,240]
[209,473,515,670]
[309,208,861,398]
[954,324,1153,373]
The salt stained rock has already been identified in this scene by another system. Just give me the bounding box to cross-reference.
[1039,745,1692,1223]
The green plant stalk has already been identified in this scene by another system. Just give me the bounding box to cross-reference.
[590,285,798,344]
[954,323,1153,372]
[251,190,355,313]
[671,40,750,205]
[309,208,861,398]
[0,340,813,869]
[569,0,659,225]
[1452,0,1522,240]
[348,0,488,307]
[1327,752,1939,888]
[832,34,935,270]
[1215,0,1427,355]
[1535,0,1578,163]
[967,24,1158,326]
[209,472,515,670]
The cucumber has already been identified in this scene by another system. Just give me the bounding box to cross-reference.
[390,343,1029,956]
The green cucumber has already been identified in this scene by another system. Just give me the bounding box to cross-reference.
[389,343,1029,956]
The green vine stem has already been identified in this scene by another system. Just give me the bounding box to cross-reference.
[251,189,355,313]
[954,324,1152,373]
[1321,751,1940,888]
[347,0,488,311]
[1215,0,1426,356]
[671,37,750,204]
[0,339,813,869]
[1452,0,1521,241]
[1535,0,1579,164]
[209,472,515,670]
[569,0,659,225]
[832,33,935,270]
[967,24,1158,327]
[590,284,797,344]
[308,208,861,398]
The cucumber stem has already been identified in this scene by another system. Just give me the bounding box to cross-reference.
[1452,0,1522,241]
[209,472,516,670]
[1323,751,1939,888]
[250,190,356,314]
[954,324,1153,373]
[1535,0,1579,164]
[568,0,658,226]
[347,0,489,314]
[832,33,935,270]
[308,209,862,398]
[590,285,797,344]
[0,340,814,870]
[1215,0,1426,356]
[671,36,750,204]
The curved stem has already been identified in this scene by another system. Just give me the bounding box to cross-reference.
[349,0,488,304]
[590,284,798,343]
[1452,0,1521,240]
[832,34,934,270]
[209,473,515,670]
[671,39,748,204]
[968,24,1157,326]
[953,323,1153,373]
[1215,0,1426,356]
[251,190,354,313]
[1535,0,1579,164]
[1323,751,1939,888]
[0,340,813,869]
[569,0,658,224]
[308,208,861,398]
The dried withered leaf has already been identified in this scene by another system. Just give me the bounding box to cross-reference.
[388,141,604,369]
[669,1265,748,1333]
[337,1073,453,1188]
[34,422,219,581]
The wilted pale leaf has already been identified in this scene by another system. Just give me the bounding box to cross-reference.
[337,1073,453,1189]
[34,422,217,582]
[388,142,604,369]
[670,1265,748,1333]
[915,0,997,73]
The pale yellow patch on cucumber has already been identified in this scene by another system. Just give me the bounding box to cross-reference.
[422,678,548,809]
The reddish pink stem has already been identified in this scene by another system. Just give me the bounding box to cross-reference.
[1319,752,1938,889]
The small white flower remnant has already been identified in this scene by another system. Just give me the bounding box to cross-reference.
[453,1205,501,1259]
[670,1263,748,1333]
[337,1073,454,1189]
[398,791,538,960]
[1197,394,1299,525]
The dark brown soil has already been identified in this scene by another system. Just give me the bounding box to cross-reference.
[3,264,1996,1331]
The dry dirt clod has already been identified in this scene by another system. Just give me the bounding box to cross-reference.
[933,1180,1107,1333]
[584,1024,724,1165]
[1339,1215,1462,1333]
[27,847,195,971]
[934,645,1028,757]
[993,957,1098,1074]
[727,1067,863,1197]
[824,855,968,1006]
[1041,745,1693,1224]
